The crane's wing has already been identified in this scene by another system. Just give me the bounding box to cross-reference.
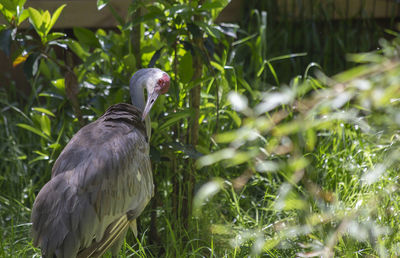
[31,104,154,257]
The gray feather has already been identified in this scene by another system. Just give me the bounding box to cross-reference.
[31,103,154,257]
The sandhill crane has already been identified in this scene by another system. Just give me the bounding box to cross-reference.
[31,68,170,257]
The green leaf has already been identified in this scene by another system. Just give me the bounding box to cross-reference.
[232,33,257,46]
[61,39,89,60]
[51,78,65,91]
[224,110,241,127]
[122,53,136,71]
[32,107,55,117]
[48,143,61,150]
[29,154,49,164]
[28,7,43,37]
[128,10,164,28]
[39,114,51,136]
[195,21,221,38]
[178,52,193,83]
[0,0,17,22]
[210,61,224,73]
[43,4,66,37]
[159,110,194,131]
[73,27,99,47]
[17,123,50,140]
[83,52,102,67]
[46,32,66,42]
[268,52,307,62]
[17,0,26,9]
[17,155,27,160]
[47,4,66,35]
[29,150,50,164]
[18,9,29,25]
[23,52,40,78]
[42,10,51,29]
[108,4,124,26]
[258,60,279,85]
[97,0,109,10]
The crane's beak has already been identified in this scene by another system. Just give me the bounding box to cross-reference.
[142,91,160,121]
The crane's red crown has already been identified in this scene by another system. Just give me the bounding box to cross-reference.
[156,73,170,94]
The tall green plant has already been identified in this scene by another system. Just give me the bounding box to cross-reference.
[195,36,400,256]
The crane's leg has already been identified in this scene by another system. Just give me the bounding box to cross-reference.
[109,219,137,257]
[109,226,128,258]
[130,219,138,237]
[77,215,130,258]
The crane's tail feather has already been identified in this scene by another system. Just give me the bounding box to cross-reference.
[77,215,129,258]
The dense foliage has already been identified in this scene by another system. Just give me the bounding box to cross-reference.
[1,0,400,257]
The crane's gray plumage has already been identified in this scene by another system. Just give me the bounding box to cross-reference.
[31,68,170,257]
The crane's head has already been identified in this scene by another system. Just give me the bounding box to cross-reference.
[130,68,170,121]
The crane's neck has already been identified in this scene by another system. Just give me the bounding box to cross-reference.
[130,73,152,140]
[130,81,145,112]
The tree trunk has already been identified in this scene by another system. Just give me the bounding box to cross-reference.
[131,5,142,69]
[182,0,204,229]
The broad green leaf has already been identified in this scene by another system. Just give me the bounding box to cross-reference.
[0,0,16,15]
[23,52,40,78]
[61,39,89,60]
[39,114,51,136]
[18,9,29,25]
[51,78,65,92]
[159,110,193,131]
[48,143,61,150]
[224,110,241,127]
[17,123,50,140]
[17,0,27,9]
[48,4,66,34]
[46,32,66,42]
[38,92,64,100]
[83,52,102,67]
[42,10,51,30]
[0,0,17,22]
[210,61,224,73]
[73,27,99,47]
[28,8,43,37]
[178,52,193,83]
[122,53,136,71]
[195,21,221,38]
[32,107,55,117]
